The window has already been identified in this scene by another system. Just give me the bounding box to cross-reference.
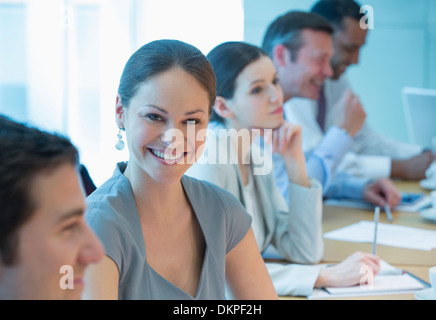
[0,0,243,185]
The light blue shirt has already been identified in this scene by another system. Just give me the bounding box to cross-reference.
[274,126,371,204]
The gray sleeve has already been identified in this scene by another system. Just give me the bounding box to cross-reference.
[85,209,124,274]
[203,181,252,255]
[224,192,252,254]
[187,162,252,253]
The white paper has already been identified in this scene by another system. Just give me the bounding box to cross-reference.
[324,220,436,251]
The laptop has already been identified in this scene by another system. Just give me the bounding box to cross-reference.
[402,87,436,149]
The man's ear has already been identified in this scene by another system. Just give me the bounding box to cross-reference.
[115,93,126,130]
[213,96,235,119]
[272,44,290,67]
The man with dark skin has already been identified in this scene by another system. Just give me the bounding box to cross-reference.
[309,0,433,181]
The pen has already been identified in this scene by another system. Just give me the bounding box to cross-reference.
[372,206,380,255]
[378,268,404,276]
[384,204,393,222]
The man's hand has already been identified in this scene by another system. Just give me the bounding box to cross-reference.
[391,151,434,180]
[339,89,366,137]
[363,178,402,208]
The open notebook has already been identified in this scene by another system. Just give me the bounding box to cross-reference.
[308,260,429,299]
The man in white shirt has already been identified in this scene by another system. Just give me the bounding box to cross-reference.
[262,9,402,208]
[283,0,433,188]
[307,0,434,181]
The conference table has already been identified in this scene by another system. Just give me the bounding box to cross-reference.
[278,180,436,300]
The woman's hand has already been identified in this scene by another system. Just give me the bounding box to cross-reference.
[264,122,303,159]
[315,251,381,288]
[264,122,310,187]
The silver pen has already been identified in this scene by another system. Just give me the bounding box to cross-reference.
[384,204,393,222]
[378,268,404,276]
[372,206,380,255]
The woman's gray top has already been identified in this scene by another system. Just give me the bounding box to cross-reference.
[85,162,252,300]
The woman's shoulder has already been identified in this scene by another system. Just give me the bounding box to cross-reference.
[85,163,133,223]
[84,164,137,269]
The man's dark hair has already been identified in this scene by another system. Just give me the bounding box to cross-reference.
[311,0,365,30]
[262,11,334,62]
[0,115,79,265]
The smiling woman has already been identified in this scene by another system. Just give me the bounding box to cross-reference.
[117,66,212,183]
[83,39,278,300]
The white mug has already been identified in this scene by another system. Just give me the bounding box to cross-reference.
[429,266,436,295]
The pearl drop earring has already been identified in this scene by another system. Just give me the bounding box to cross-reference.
[115,129,125,150]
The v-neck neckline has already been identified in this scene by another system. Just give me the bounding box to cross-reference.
[128,175,209,299]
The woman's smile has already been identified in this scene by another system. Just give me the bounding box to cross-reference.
[148,147,186,163]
